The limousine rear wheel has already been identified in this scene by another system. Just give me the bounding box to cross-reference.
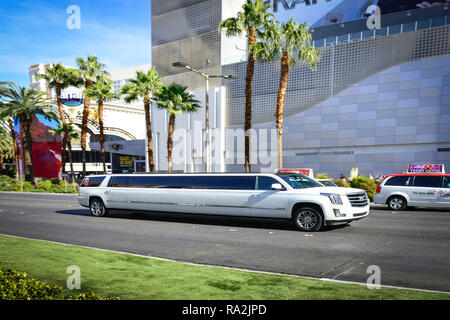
[90,198,108,217]
[293,206,323,232]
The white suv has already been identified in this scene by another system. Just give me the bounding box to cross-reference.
[373,174,450,210]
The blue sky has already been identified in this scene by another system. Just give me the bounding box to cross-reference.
[0,0,151,88]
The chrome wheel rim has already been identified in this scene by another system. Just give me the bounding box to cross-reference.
[90,201,103,216]
[297,210,318,230]
[389,198,404,210]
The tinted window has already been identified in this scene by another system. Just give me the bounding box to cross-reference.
[443,177,450,188]
[81,176,105,187]
[256,176,280,190]
[279,174,323,189]
[413,176,442,188]
[109,176,129,187]
[385,176,414,186]
[127,175,256,190]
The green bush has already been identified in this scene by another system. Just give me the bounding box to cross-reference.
[349,176,378,201]
[0,265,114,300]
[0,175,78,194]
[315,173,330,179]
[0,266,61,300]
[334,179,351,188]
[36,179,53,191]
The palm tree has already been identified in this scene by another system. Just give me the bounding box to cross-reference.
[1,86,59,182]
[37,63,80,179]
[76,55,110,177]
[0,121,14,174]
[1,81,20,179]
[121,68,164,172]
[256,18,320,169]
[85,79,120,173]
[219,0,276,172]
[153,83,202,173]
[49,123,79,179]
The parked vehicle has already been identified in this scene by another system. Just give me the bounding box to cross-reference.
[316,179,338,187]
[373,174,450,210]
[78,173,370,232]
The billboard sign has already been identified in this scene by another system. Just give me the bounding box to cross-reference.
[61,86,84,107]
[407,164,445,173]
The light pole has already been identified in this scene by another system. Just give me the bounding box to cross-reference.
[172,60,236,172]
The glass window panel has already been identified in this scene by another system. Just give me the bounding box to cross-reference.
[350,32,362,42]
[375,27,387,37]
[402,22,416,32]
[362,30,374,39]
[413,176,442,188]
[256,176,279,190]
[385,176,413,186]
[388,25,401,35]
[417,19,431,30]
[431,16,445,27]
[337,34,349,43]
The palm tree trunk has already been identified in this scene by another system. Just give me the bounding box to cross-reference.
[81,80,92,177]
[0,154,4,174]
[98,99,106,174]
[8,118,20,180]
[144,96,155,172]
[275,50,291,170]
[56,84,75,183]
[167,113,176,174]
[244,27,256,173]
[19,115,34,183]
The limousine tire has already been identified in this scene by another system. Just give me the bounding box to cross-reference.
[89,197,108,217]
[387,195,407,211]
[292,206,323,232]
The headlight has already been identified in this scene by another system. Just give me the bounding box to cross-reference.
[321,193,343,205]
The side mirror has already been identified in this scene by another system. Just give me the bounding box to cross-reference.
[271,183,284,191]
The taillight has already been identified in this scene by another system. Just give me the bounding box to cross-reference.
[376,186,381,193]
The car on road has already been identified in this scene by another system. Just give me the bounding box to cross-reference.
[78,173,370,232]
[373,173,450,210]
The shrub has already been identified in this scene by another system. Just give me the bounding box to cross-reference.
[0,265,114,300]
[349,176,378,201]
[334,179,351,188]
[0,266,61,300]
[36,179,53,191]
[315,173,330,179]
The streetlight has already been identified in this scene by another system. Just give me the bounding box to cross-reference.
[172,60,237,172]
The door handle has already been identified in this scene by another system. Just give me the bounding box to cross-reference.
[105,190,111,194]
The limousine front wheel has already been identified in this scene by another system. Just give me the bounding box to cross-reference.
[90,198,108,217]
[293,207,323,232]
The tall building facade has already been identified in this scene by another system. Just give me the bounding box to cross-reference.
[151,0,450,177]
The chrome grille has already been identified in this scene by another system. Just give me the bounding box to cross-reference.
[347,192,369,207]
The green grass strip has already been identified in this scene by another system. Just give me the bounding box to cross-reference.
[0,234,448,300]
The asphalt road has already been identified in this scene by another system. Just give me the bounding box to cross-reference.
[0,192,449,292]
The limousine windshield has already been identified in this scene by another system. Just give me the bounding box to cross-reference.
[278,174,324,189]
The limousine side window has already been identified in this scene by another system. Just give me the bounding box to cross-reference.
[256,176,280,190]
[109,176,129,188]
[443,177,450,188]
[126,175,256,190]
[384,176,414,186]
[80,176,105,187]
[413,176,442,188]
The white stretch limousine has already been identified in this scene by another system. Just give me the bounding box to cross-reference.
[77,173,370,232]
